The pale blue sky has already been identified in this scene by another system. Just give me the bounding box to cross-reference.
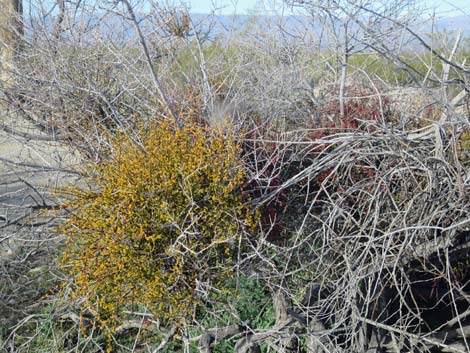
[187,0,470,15]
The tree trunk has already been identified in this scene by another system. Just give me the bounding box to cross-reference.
[0,0,22,86]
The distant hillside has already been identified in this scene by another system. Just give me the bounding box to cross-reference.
[191,13,470,39]
[431,15,470,35]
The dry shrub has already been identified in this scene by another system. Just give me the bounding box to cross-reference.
[388,87,444,129]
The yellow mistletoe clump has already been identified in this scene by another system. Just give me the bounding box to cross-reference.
[61,119,255,326]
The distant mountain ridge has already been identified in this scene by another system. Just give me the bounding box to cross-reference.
[430,15,470,35]
[190,13,470,37]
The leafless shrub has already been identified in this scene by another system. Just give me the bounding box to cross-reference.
[1,1,470,353]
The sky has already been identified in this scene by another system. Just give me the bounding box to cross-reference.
[187,0,470,16]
